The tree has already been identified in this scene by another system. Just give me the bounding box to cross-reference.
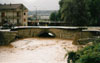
[50,11,62,21]
[56,10,63,21]
[59,0,88,26]
[85,0,100,26]
[50,12,57,21]
[59,0,100,26]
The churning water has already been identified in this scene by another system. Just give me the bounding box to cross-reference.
[0,38,78,63]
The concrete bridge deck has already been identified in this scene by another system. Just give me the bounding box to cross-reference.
[12,26,84,29]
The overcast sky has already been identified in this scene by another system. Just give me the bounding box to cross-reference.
[0,0,60,11]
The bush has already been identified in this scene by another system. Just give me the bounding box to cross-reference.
[76,43,100,63]
[66,51,79,63]
[67,41,100,63]
[76,52,100,63]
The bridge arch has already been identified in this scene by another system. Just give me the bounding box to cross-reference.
[37,30,56,38]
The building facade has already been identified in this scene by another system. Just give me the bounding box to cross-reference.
[0,4,28,26]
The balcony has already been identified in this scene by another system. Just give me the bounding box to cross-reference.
[1,16,21,19]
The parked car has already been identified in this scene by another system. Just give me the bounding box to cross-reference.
[2,23,10,29]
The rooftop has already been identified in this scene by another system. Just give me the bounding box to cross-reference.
[0,3,28,10]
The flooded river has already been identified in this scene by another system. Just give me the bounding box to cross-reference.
[0,38,78,63]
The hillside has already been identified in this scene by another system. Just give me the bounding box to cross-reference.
[28,10,57,16]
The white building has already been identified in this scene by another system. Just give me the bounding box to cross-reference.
[39,15,50,21]
[0,4,28,26]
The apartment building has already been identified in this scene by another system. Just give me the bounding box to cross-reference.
[0,4,28,26]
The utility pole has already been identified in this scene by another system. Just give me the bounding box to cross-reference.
[34,6,39,26]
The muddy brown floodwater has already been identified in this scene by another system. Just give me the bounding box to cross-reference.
[0,38,78,63]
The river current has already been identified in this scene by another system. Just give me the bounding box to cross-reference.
[0,38,78,63]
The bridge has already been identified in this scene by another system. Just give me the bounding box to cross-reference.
[0,26,94,45]
[28,21,66,26]
[11,26,84,39]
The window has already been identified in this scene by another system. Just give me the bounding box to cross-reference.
[24,19,26,22]
[24,13,26,15]
[17,19,20,24]
[17,12,20,17]
[1,12,5,17]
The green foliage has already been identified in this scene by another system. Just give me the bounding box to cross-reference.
[68,51,77,59]
[50,11,62,21]
[85,0,100,26]
[67,51,79,63]
[50,12,57,21]
[56,11,63,21]
[76,52,100,63]
[67,43,100,63]
[59,0,100,26]
[77,43,100,63]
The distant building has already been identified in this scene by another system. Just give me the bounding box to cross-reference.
[28,10,57,21]
[38,15,50,21]
[0,3,28,26]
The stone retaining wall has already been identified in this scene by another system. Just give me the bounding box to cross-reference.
[0,31,17,45]
[73,31,93,45]
[0,28,94,45]
[12,28,80,40]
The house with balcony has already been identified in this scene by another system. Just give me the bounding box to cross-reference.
[0,3,28,26]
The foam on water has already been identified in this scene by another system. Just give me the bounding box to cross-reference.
[0,38,77,63]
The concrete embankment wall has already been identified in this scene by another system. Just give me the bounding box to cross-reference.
[0,31,17,45]
[73,31,93,45]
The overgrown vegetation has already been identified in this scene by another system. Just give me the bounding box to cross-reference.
[67,41,100,63]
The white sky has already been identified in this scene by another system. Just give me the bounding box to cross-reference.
[0,0,60,11]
